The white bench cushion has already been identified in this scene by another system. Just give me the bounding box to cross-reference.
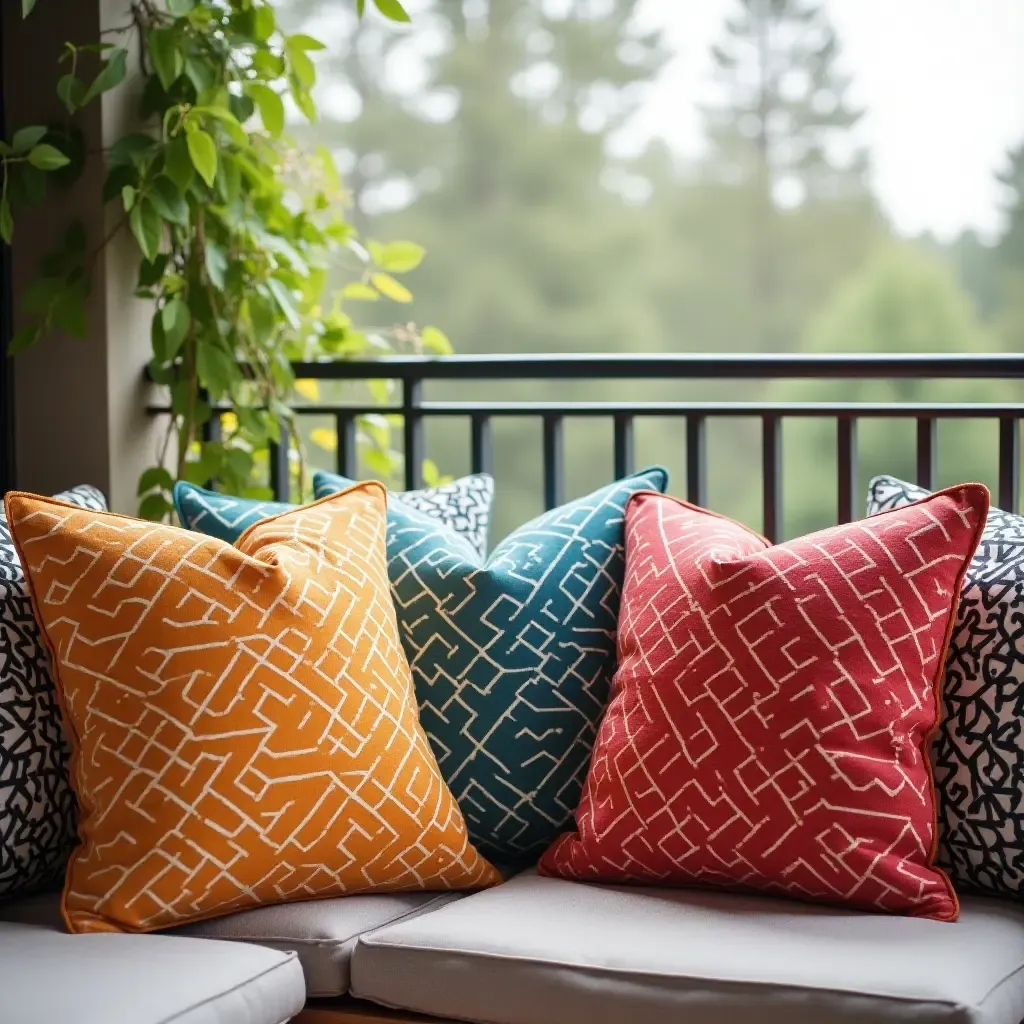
[352,869,1024,1024]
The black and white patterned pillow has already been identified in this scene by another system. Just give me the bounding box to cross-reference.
[0,484,107,901]
[313,471,494,560]
[867,475,1024,898]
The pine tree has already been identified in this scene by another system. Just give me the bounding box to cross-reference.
[698,0,873,351]
[994,143,1024,351]
[703,0,867,203]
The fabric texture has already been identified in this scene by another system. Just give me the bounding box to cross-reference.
[542,487,988,919]
[352,868,1024,1024]
[6,484,498,934]
[0,919,304,1024]
[0,484,107,903]
[867,475,1024,900]
[383,468,669,863]
[175,472,494,560]
[314,470,494,560]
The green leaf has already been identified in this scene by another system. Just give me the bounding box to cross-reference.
[82,47,127,106]
[373,0,410,22]
[129,198,163,262]
[293,89,316,123]
[192,106,248,147]
[137,466,174,495]
[22,0,37,16]
[205,242,228,289]
[356,0,366,15]
[372,240,425,273]
[149,176,189,226]
[167,0,196,15]
[371,272,413,303]
[0,196,12,245]
[267,278,301,330]
[342,282,379,301]
[246,84,284,137]
[52,280,88,338]
[186,129,217,187]
[121,184,136,211]
[164,135,195,192]
[149,28,183,90]
[254,5,276,41]
[8,325,39,354]
[11,125,47,154]
[138,493,171,522]
[215,154,241,204]
[56,74,86,114]
[22,276,61,315]
[251,49,285,78]
[107,132,155,169]
[421,325,453,354]
[196,341,240,398]
[27,144,70,171]
[184,55,216,95]
[287,33,326,51]
[161,297,191,356]
[288,48,316,89]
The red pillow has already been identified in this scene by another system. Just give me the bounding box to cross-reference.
[540,485,988,920]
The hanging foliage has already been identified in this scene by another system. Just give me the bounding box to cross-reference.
[2,0,451,516]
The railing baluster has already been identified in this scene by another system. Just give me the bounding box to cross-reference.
[1000,416,1019,513]
[403,378,424,491]
[686,415,707,507]
[762,415,782,543]
[613,414,635,480]
[471,414,493,475]
[916,417,936,490]
[543,415,565,511]
[268,420,290,502]
[336,413,357,478]
[837,417,858,524]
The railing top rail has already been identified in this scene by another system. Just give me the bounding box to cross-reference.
[289,353,1024,381]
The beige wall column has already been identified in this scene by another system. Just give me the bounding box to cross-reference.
[2,0,159,514]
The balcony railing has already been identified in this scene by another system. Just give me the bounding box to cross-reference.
[150,353,1024,544]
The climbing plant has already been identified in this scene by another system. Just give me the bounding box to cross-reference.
[2,0,450,517]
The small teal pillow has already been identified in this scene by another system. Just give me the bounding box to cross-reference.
[172,484,292,544]
[175,473,494,557]
[356,467,668,863]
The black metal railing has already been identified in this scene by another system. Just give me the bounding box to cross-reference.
[149,353,1024,543]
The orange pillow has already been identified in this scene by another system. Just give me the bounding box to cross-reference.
[6,483,499,934]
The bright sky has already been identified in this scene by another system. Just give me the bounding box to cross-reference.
[637,0,1024,241]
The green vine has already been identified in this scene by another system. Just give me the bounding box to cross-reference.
[3,0,450,518]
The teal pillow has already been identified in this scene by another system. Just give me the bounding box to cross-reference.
[340,467,668,863]
[172,484,292,544]
[175,474,494,556]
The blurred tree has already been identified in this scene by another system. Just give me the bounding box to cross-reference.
[770,244,1002,537]
[700,0,873,350]
[993,142,1024,351]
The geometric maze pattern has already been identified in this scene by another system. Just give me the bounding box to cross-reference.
[542,487,988,919]
[868,475,1024,900]
[6,484,498,933]
[0,484,107,903]
[314,471,495,562]
[386,468,668,862]
[175,473,494,561]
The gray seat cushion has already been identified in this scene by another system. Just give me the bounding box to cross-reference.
[1,888,464,999]
[176,892,465,996]
[352,869,1024,1024]
[0,919,304,1024]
